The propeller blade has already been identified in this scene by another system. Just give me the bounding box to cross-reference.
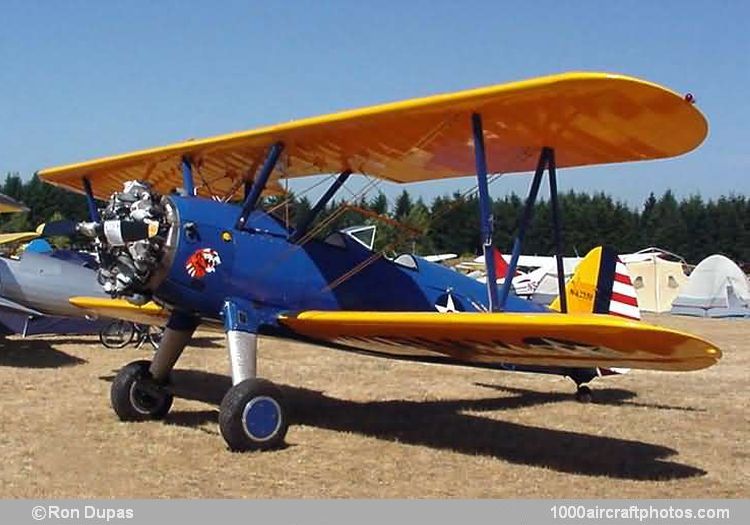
[38,219,158,244]
[38,220,78,238]
[102,220,159,245]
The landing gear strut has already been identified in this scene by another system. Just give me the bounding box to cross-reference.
[218,300,289,451]
[109,306,289,452]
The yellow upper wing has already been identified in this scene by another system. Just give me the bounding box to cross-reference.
[37,72,707,199]
[279,311,720,372]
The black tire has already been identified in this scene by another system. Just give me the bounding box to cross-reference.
[219,378,288,452]
[111,360,173,421]
[575,385,593,404]
[100,320,136,349]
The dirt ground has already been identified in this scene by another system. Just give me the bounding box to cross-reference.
[0,314,747,498]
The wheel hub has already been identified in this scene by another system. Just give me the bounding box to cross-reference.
[129,380,166,415]
[241,396,282,441]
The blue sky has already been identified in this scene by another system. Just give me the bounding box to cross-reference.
[1,0,747,208]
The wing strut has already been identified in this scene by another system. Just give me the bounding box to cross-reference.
[290,170,351,243]
[181,156,195,197]
[547,149,567,313]
[471,113,500,311]
[236,142,284,229]
[82,176,100,222]
[498,147,566,311]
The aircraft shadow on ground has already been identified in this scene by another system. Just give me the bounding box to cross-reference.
[474,383,707,413]
[0,338,86,368]
[45,337,101,345]
[138,369,707,481]
[187,337,223,349]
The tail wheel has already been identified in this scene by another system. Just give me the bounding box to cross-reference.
[575,385,593,404]
[219,378,288,452]
[100,320,136,349]
[111,360,173,420]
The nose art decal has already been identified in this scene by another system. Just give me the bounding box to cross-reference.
[185,248,222,279]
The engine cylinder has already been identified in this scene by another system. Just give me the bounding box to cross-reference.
[95,181,178,302]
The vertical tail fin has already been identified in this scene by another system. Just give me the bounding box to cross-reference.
[549,246,641,320]
[608,257,641,320]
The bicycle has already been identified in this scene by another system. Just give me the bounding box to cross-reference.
[99,320,164,350]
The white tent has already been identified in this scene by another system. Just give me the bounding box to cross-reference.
[670,254,750,318]
[624,253,688,313]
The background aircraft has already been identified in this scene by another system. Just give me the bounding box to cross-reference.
[0,196,114,335]
[0,248,111,336]
[0,192,29,214]
[37,72,721,452]
[462,250,583,304]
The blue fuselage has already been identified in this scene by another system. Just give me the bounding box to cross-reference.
[153,196,546,328]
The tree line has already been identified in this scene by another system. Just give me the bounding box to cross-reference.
[2,172,748,265]
[293,189,749,265]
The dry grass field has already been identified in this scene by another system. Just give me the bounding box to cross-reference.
[0,314,747,498]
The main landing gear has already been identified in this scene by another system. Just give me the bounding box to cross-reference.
[111,360,173,420]
[215,328,288,451]
[219,378,288,451]
[110,307,289,452]
[110,324,191,422]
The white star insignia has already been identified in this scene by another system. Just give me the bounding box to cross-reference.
[435,293,459,313]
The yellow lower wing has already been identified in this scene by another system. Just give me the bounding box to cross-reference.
[69,296,167,326]
[279,312,720,372]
